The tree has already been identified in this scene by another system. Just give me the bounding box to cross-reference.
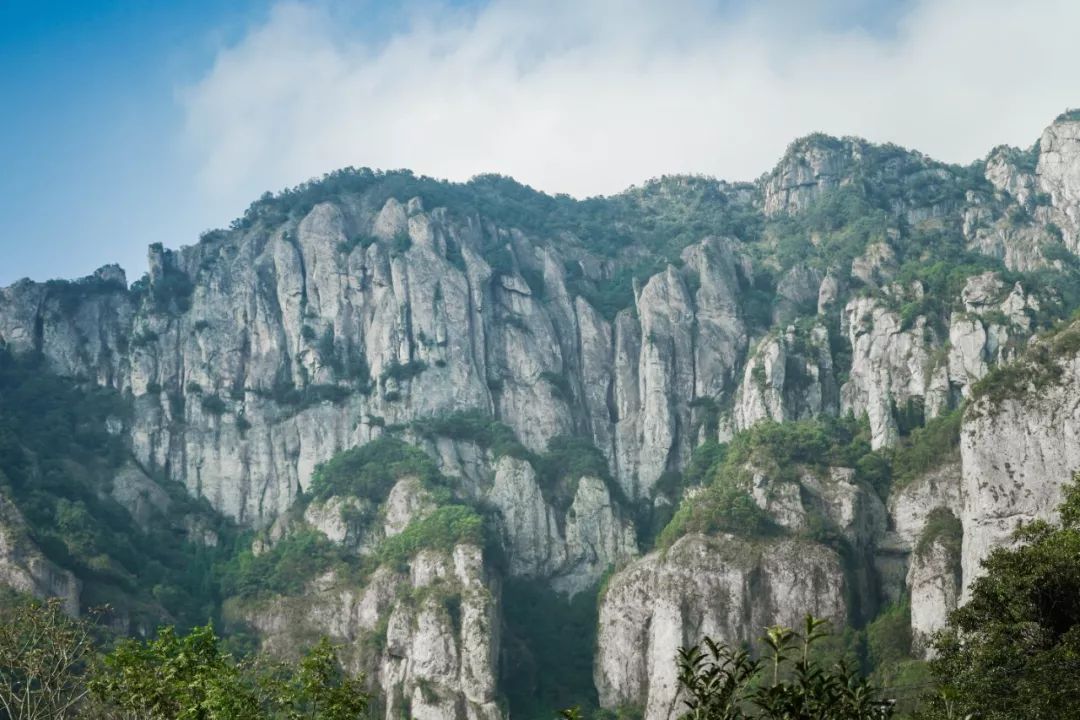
[675,615,894,719]
[0,596,96,720]
[275,637,369,719]
[90,624,264,720]
[921,475,1080,720]
[90,625,368,720]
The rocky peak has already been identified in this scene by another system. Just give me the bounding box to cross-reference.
[762,134,855,216]
[1037,113,1080,251]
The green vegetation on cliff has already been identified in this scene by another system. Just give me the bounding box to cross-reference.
[0,349,232,627]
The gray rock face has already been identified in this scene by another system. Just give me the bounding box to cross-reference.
[963,118,1080,270]
[763,138,854,216]
[595,534,846,720]
[485,456,637,596]
[907,537,960,654]
[239,544,500,720]
[0,494,81,615]
[1037,117,1080,252]
[959,325,1080,597]
[841,296,941,449]
[850,242,898,290]
[732,323,837,430]
[839,273,1039,449]
[773,265,823,324]
[0,206,755,526]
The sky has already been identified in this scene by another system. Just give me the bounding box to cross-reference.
[1,0,1079,286]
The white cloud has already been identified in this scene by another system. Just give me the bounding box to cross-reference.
[181,0,1080,212]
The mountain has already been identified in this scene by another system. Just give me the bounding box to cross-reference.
[1,110,1080,720]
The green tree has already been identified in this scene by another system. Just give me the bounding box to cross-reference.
[90,624,263,720]
[89,624,367,720]
[921,475,1080,720]
[0,596,96,720]
[676,615,893,719]
[256,638,369,720]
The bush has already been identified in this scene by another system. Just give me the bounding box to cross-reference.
[676,616,895,719]
[412,410,531,459]
[308,437,442,503]
[150,266,194,314]
[377,505,484,565]
[200,395,227,415]
[391,232,412,255]
[337,234,377,254]
[655,417,885,548]
[538,371,572,402]
[915,507,962,559]
[658,475,776,547]
[381,359,427,383]
[220,529,343,597]
[890,409,962,489]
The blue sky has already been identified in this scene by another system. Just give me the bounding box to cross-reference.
[0,1,266,284]
[1,0,1077,285]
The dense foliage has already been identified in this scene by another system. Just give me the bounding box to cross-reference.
[675,616,894,719]
[920,477,1080,719]
[0,595,367,720]
[412,409,531,460]
[657,417,880,547]
[0,350,231,627]
[657,406,967,552]
[502,579,603,720]
[307,436,444,502]
[376,504,484,566]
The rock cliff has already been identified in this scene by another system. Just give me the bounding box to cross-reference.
[2,112,1080,720]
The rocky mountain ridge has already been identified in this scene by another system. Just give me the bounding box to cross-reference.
[1,110,1080,720]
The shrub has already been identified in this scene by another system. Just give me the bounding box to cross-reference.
[658,474,776,548]
[539,371,572,402]
[889,409,962,489]
[377,505,484,565]
[337,234,377,255]
[308,437,442,503]
[220,530,343,598]
[381,359,427,383]
[915,507,963,559]
[412,410,530,459]
[150,267,194,313]
[520,266,546,298]
[676,616,896,719]
[200,395,226,415]
[391,232,412,255]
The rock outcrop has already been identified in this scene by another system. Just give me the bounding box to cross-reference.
[0,494,81,615]
[732,322,838,430]
[595,534,846,720]
[238,544,501,720]
[486,456,637,596]
[959,322,1080,596]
